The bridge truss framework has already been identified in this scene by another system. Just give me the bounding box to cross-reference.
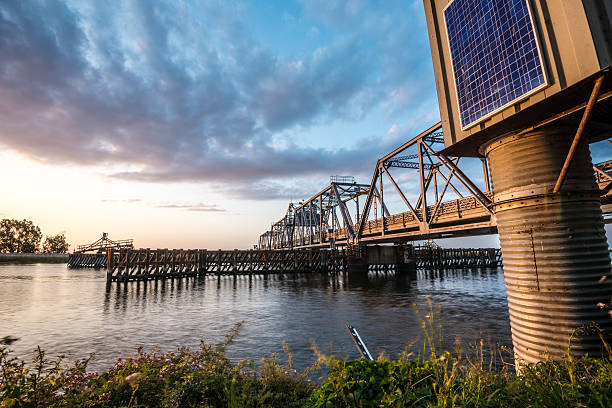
[259,123,612,250]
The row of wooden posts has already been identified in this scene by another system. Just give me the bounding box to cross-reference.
[104,248,345,282]
[68,246,502,283]
[410,246,501,268]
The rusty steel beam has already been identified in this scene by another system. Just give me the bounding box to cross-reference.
[435,163,463,198]
[481,158,491,193]
[594,165,612,181]
[332,183,355,240]
[378,122,442,163]
[372,184,390,217]
[513,89,612,140]
[381,166,421,222]
[433,151,493,213]
[418,140,428,224]
[415,166,435,210]
[356,167,378,239]
[553,74,606,193]
[429,165,458,222]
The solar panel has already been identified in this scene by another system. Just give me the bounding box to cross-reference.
[444,0,547,129]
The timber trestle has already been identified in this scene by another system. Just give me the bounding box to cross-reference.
[410,246,501,268]
[105,248,346,282]
[71,246,502,281]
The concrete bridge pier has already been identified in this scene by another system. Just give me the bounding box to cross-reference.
[483,123,612,364]
[346,244,416,276]
[346,252,368,274]
[395,244,417,276]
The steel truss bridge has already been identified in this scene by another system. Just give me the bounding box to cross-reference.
[258,123,612,250]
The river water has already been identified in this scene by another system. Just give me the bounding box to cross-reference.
[0,263,512,371]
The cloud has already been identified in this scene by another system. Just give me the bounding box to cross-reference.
[0,0,438,199]
[99,198,225,212]
[217,179,323,201]
[100,199,142,203]
[155,203,226,212]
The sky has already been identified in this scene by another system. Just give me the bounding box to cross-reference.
[1,0,610,250]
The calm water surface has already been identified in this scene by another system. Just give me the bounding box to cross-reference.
[1,264,512,371]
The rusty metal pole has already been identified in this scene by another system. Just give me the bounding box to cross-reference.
[553,75,605,193]
[319,196,324,243]
[379,167,385,236]
[483,123,612,365]
[481,158,491,193]
[355,194,360,233]
[106,248,113,282]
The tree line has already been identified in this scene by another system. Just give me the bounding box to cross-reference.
[0,219,69,254]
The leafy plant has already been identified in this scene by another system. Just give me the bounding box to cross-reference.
[306,306,612,407]
[0,219,42,254]
[0,323,315,407]
[2,316,612,407]
[41,233,69,254]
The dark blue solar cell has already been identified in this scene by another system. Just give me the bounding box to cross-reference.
[444,0,546,128]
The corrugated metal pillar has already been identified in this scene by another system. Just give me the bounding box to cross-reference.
[483,124,612,364]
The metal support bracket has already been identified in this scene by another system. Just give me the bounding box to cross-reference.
[553,74,606,193]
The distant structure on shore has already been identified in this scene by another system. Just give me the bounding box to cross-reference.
[74,232,134,254]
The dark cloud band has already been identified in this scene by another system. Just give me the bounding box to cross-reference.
[0,0,436,200]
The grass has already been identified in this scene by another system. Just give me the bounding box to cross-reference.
[0,324,316,407]
[1,307,612,407]
[303,351,612,407]
[305,301,612,407]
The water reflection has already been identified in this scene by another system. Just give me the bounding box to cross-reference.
[1,264,511,371]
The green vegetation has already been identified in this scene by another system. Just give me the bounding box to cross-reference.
[305,348,612,407]
[0,219,42,254]
[0,325,315,408]
[306,305,612,407]
[0,219,69,254]
[2,318,612,407]
[41,233,70,254]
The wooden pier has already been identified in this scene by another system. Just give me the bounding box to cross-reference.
[67,245,503,282]
[104,248,346,282]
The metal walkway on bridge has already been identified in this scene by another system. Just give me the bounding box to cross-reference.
[258,123,612,250]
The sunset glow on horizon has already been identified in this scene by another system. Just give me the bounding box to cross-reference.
[0,0,444,250]
[2,1,611,250]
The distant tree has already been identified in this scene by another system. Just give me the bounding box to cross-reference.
[42,233,70,254]
[0,219,42,253]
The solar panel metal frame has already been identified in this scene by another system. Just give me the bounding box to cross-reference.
[442,0,549,130]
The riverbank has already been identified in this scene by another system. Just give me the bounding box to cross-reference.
[1,335,611,407]
[0,253,68,263]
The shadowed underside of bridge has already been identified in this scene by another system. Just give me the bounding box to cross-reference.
[258,123,612,250]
